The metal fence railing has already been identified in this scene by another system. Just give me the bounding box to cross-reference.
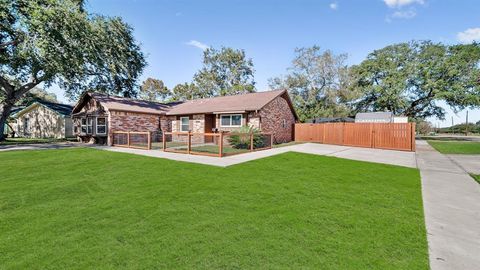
[111,131,273,157]
[112,131,151,150]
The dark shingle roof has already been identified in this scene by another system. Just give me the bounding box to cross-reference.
[11,101,73,117]
[37,101,73,116]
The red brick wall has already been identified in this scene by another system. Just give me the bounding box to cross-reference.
[109,111,160,132]
[259,94,296,144]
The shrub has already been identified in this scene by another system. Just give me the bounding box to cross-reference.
[227,126,266,149]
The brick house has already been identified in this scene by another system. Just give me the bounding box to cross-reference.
[71,89,298,145]
[165,89,298,144]
[71,92,178,144]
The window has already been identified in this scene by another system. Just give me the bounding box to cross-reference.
[96,117,106,134]
[81,118,87,133]
[23,118,29,135]
[87,117,93,134]
[282,119,287,128]
[220,114,242,127]
[180,117,189,132]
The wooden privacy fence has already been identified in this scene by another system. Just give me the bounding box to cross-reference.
[111,131,273,157]
[295,123,416,151]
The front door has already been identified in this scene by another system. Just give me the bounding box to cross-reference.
[204,114,215,143]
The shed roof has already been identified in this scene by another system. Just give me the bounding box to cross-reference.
[309,117,355,123]
[355,112,393,120]
[166,89,296,117]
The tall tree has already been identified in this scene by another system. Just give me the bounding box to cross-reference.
[193,47,255,97]
[0,0,146,140]
[350,41,480,119]
[171,82,203,101]
[139,78,170,102]
[269,46,355,122]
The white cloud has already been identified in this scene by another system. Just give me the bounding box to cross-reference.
[383,0,424,8]
[185,40,209,51]
[457,28,480,43]
[329,2,338,10]
[391,9,416,19]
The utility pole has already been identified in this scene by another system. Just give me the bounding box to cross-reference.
[466,111,469,136]
[451,117,454,134]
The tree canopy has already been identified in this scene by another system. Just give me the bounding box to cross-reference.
[192,47,255,97]
[171,82,203,101]
[269,46,355,122]
[350,41,480,119]
[0,0,145,139]
[170,46,256,101]
[139,78,170,102]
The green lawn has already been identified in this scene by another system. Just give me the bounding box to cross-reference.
[428,140,480,154]
[0,148,428,269]
[471,174,480,184]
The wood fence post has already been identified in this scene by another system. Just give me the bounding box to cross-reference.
[250,132,254,151]
[147,131,151,150]
[270,133,273,148]
[322,124,326,144]
[219,132,223,157]
[370,124,374,148]
[411,123,416,152]
[187,131,191,154]
[127,131,131,147]
[162,131,166,151]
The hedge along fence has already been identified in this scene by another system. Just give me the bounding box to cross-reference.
[294,123,416,152]
[112,131,273,157]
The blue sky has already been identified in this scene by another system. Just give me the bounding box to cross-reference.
[52,0,480,126]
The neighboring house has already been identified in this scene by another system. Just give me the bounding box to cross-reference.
[71,92,179,144]
[308,117,354,123]
[10,101,74,138]
[71,89,298,145]
[166,89,298,144]
[355,112,408,123]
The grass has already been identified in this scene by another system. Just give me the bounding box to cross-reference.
[428,140,480,154]
[471,174,480,184]
[0,137,76,145]
[0,148,428,269]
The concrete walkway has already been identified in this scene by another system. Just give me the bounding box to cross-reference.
[446,154,480,175]
[98,143,417,168]
[416,141,480,270]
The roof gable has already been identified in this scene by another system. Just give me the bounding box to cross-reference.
[72,92,180,115]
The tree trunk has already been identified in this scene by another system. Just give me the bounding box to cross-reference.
[0,102,14,141]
